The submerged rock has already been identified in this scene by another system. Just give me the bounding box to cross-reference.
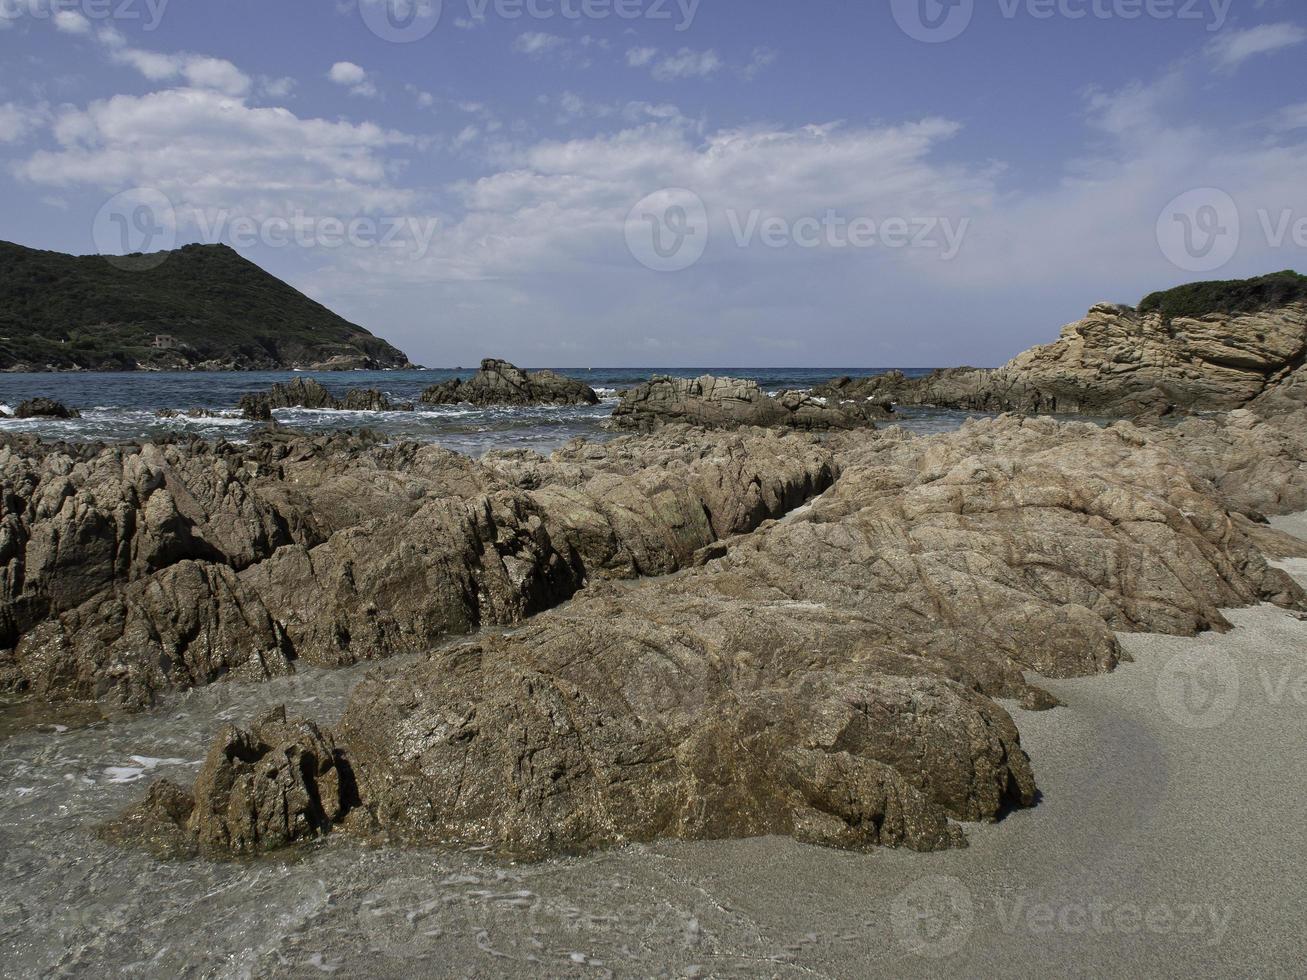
[609,375,891,431]
[420,359,599,407]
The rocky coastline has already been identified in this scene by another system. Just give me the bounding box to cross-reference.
[2,270,1306,866]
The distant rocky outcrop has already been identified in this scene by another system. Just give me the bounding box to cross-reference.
[609,375,892,431]
[238,377,412,420]
[852,271,1307,418]
[11,398,81,420]
[420,359,599,407]
[0,240,413,372]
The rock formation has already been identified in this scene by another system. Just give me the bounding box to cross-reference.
[0,427,836,708]
[12,398,81,420]
[848,272,1307,418]
[609,375,892,431]
[420,359,599,407]
[237,378,412,419]
[111,413,1305,860]
[100,706,356,858]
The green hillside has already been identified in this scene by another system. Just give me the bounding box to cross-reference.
[0,241,412,371]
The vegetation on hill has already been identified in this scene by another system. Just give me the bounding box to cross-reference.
[0,241,411,371]
[1138,270,1307,321]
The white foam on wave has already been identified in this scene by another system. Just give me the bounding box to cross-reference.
[102,755,191,784]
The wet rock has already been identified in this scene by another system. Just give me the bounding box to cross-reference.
[187,707,354,855]
[238,378,409,419]
[106,707,356,857]
[609,375,889,431]
[420,359,599,407]
[14,398,81,420]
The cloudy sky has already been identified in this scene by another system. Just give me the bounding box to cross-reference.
[2,0,1305,367]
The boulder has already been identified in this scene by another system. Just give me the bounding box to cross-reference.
[14,398,81,420]
[103,706,356,857]
[420,359,598,407]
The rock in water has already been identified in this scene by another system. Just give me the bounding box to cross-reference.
[103,706,356,857]
[420,359,599,406]
[237,378,409,418]
[609,375,891,431]
[13,398,81,419]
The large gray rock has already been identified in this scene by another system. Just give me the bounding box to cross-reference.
[420,359,598,407]
[609,375,891,431]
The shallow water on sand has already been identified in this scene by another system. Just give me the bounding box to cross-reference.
[3,554,1306,977]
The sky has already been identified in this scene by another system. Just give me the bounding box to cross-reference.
[1,0,1305,368]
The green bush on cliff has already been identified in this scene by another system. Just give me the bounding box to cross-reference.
[1139,270,1307,320]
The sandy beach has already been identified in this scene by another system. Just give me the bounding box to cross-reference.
[116,515,1301,979]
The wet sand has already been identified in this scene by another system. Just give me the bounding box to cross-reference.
[3,527,1306,978]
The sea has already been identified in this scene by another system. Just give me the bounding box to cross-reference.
[0,368,985,455]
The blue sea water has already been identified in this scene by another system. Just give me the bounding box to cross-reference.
[0,367,983,455]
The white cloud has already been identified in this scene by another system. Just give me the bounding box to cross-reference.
[53,10,91,34]
[0,103,43,144]
[513,32,567,56]
[1206,22,1306,70]
[16,88,417,219]
[625,47,657,68]
[329,61,378,97]
[740,47,778,81]
[328,62,367,86]
[98,31,252,96]
[633,48,722,82]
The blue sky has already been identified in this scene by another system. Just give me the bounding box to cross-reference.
[1,0,1305,367]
